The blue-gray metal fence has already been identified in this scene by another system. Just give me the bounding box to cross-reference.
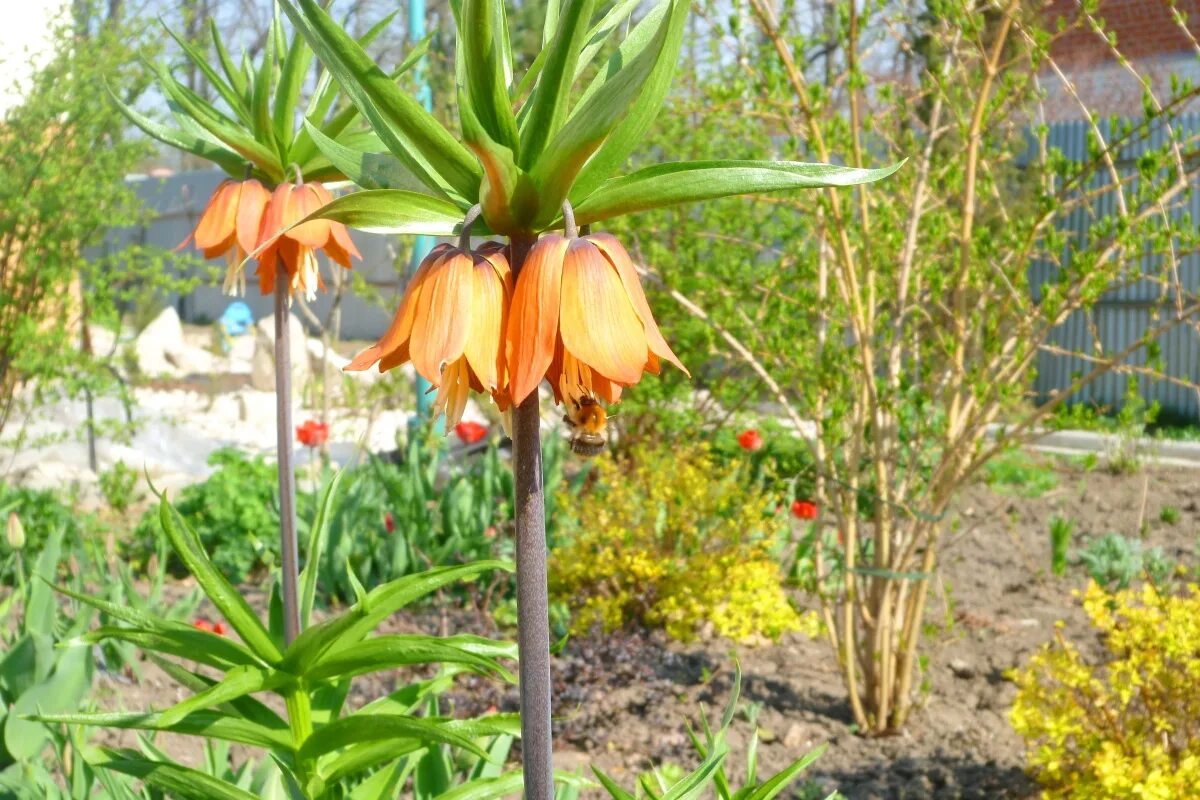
[1031,114,1200,423]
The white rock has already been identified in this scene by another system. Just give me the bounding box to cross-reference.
[251,314,310,392]
[167,343,217,375]
[134,306,184,376]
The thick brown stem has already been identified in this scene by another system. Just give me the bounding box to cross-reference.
[508,233,552,800]
[274,279,301,645]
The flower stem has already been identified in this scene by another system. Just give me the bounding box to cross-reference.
[274,278,301,645]
[509,233,553,800]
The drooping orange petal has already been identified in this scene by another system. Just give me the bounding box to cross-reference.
[349,243,451,371]
[461,254,509,392]
[235,180,270,255]
[506,235,568,405]
[286,184,332,247]
[194,180,238,250]
[257,244,279,295]
[257,183,295,251]
[325,224,360,267]
[378,339,411,372]
[588,233,688,376]
[409,249,473,385]
[559,238,647,385]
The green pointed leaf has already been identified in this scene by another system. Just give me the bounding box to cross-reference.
[281,562,512,676]
[163,24,250,127]
[157,665,282,728]
[305,634,514,682]
[438,770,525,800]
[146,654,286,730]
[347,759,409,800]
[299,715,486,761]
[744,745,826,800]
[209,19,248,101]
[461,0,519,151]
[89,750,262,800]
[279,0,480,202]
[4,643,91,760]
[318,739,425,786]
[591,767,637,800]
[660,746,728,800]
[304,123,432,192]
[518,0,596,169]
[573,160,905,225]
[26,527,62,635]
[529,0,677,225]
[157,497,281,664]
[570,0,689,200]
[301,469,345,629]
[252,19,280,159]
[30,710,292,751]
[297,188,466,236]
[273,30,315,153]
[80,626,262,671]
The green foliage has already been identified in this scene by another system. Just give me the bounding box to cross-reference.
[1078,534,1174,591]
[0,7,200,445]
[43,488,521,800]
[131,448,280,584]
[1159,506,1181,525]
[98,460,141,516]
[549,442,801,642]
[0,484,91,579]
[1049,517,1074,577]
[984,450,1058,499]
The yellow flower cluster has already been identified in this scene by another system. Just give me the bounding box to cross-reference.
[1009,581,1200,799]
[549,443,804,643]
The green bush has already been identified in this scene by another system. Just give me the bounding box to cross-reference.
[0,484,93,586]
[130,448,281,583]
[1078,534,1174,591]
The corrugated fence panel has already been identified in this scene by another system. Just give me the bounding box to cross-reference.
[1033,113,1200,422]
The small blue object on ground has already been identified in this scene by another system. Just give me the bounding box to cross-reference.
[220,301,254,336]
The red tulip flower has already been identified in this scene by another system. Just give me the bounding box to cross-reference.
[384,512,395,534]
[296,420,330,448]
[212,621,228,636]
[193,619,214,633]
[455,420,489,445]
[792,500,818,520]
[737,429,764,452]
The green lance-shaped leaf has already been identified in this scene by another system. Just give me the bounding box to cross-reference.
[148,654,286,730]
[29,710,292,751]
[79,626,263,672]
[437,770,526,800]
[88,749,263,800]
[156,664,284,727]
[460,0,520,152]
[297,189,468,236]
[209,18,248,102]
[303,634,515,683]
[279,0,481,203]
[163,24,252,128]
[317,738,425,787]
[518,0,597,169]
[299,714,488,761]
[591,767,638,800]
[279,561,512,676]
[157,497,281,664]
[572,159,907,225]
[305,122,437,193]
[25,527,62,636]
[300,468,344,629]
[107,90,246,175]
[529,0,678,227]
[570,0,690,201]
[4,642,91,761]
[743,745,826,800]
[273,28,315,155]
[347,760,410,800]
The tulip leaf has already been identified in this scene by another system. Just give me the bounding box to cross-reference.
[279,0,481,202]
[529,0,677,225]
[299,715,486,762]
[157,497,282,664]
[460,0,519,152]
[570,0,690,200]
[517,0,596,169]
[304,634,514,683]
[300,469,344,630]
[29,710,293,751]
[744,745,826,800]
[572,159,906,225]
[88,750,262,800]
[299,189,467,236]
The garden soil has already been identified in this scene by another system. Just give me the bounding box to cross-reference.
[92,457,1199,799]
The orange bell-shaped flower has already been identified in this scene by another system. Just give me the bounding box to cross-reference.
[345,242,512,426]
[506,232,686,406]
[255,182,360,301]
[183,179,271,296]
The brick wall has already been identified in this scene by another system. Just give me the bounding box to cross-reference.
[1047,0,1200,66]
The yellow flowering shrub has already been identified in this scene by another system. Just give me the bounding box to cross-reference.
[549,443,803,643]
[1009,581,1200,799]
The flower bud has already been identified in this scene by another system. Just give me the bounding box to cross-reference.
[6,512,25,550]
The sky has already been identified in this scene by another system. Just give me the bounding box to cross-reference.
[0,0,69,118]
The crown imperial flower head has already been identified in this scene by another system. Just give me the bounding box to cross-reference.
[345,241,512,427]
[506,232,686,407]
[184,179,271,296]
[255,182,360,301]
